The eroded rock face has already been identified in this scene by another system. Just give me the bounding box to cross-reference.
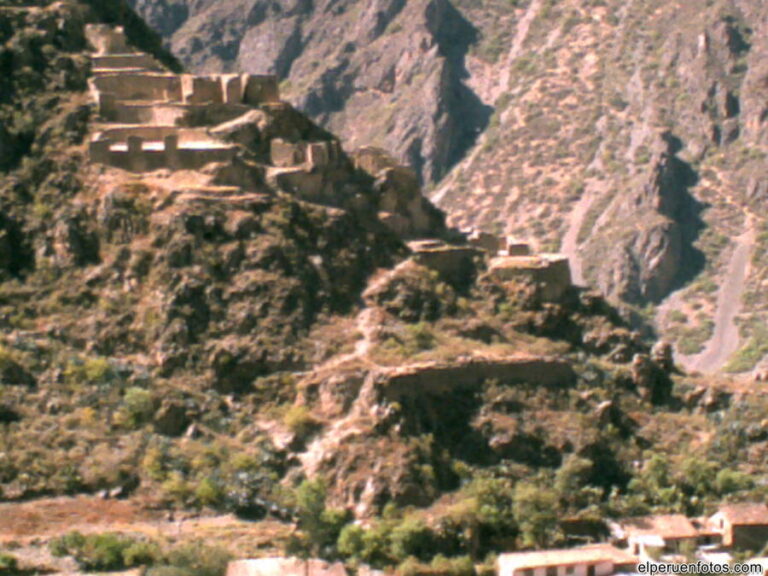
[353,147,447,239]
[128,0,490,184]
[296,355,578,513]
[590,133,703,305]
[631,353,674,405]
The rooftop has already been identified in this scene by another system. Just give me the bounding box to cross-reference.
[617,514,699,539]
[498,544,638,569]
[716,502,768,525]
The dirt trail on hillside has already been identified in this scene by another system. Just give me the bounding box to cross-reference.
[0,495,289,566]
[309,264,405,375]
[298,266,406,476]
[689,219,755,373]
[658,215,756,374]
[560,190,595,286]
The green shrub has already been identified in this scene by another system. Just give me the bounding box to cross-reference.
[337,524,365,559]
[117,387,155,429]
[390,518,434,561]
[405,323,437,352]
[64,357,114,386]
[50,531,87,558]
[716,468,754,495]
[50,531,152,571]
[0,552,19,574]
[75,533,128,571]
[123,540,161,568]
[466,476,516,534]
[162,471,193,506]
[195,477,225,508]
[397,556,422,576]
[513,481,560,548]
[431,555,475,576]
[159,543,231,576]
[360,522,394,566]
[284,405,320,441]
[288,478,350,557]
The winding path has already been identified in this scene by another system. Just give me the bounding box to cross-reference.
[688,219,755,373]
[658,215,756,374]
[560,189,595,286]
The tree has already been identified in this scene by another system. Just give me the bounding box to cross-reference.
[555,455,597,509]
[715,468,754,496]
[337,524,365,559]
[389,518,434,561]
[288,478,350,559]
[513,481,559,548]
[627,453,683,510]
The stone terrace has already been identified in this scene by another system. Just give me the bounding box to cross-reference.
[85,24,341,182]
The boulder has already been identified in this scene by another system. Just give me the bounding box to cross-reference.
[154,399,193,436]
[631,353,673,405]
[0,403,20,424]
[0,352,35,388]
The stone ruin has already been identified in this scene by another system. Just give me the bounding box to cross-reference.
[487,253,572,302]
[352,147,446,239]
[407,234,572,300]
[85,24,342,181]
[407,239,481,286]
[460,228,574,301]
[465,229,533,257]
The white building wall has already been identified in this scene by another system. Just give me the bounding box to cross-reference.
[595,562,614,576]
[505,562,616,576]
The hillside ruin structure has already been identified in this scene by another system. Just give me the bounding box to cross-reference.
[86,24,340,182]
[84,25,574,297]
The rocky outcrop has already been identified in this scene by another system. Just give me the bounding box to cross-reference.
[296,354,577,512]
[353,147,446,239]
[590,133,703,304]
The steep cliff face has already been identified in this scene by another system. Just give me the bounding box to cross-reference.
[127,0,491,184]
[5,3,768,560]
[130,0,768,371]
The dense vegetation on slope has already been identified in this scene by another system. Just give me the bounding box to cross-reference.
[130,0,768,370]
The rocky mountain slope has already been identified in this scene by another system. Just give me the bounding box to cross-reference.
[129,0,768,373]
[4,0,768,573]
[127,0,491,185]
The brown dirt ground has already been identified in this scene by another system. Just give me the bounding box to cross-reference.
[0,496,292,558]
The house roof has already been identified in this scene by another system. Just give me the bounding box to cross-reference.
[226,558,347,576]
[716,503,768,526]
[498,544,638,570]
[618,514,699,539]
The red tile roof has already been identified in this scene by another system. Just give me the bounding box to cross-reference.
[619,514,699,539]
[717,503,768,526]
